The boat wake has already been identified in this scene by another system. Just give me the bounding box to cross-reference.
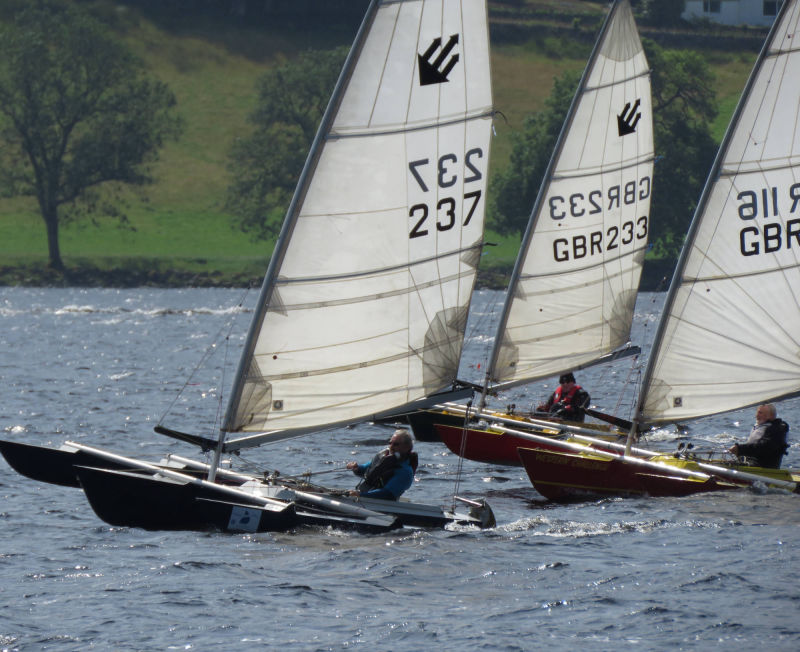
[498,514,685,539]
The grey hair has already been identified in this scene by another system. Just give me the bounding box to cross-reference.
[392,429,414,448]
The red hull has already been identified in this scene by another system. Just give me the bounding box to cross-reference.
[434,421,626,467]
[435,423,569,466]
[517,447,732,501]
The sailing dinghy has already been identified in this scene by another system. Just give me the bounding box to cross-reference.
[0,0,496,533]
[518,0,800,500]
[411,0,655,464]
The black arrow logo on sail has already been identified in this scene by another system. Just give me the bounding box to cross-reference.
[418,34,460,86]
[617,99,642,136]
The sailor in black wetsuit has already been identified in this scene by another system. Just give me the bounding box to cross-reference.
[729,403,789,469]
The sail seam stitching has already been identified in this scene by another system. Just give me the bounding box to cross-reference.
[329,110,495,140]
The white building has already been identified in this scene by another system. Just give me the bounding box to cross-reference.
[682,0,783,26]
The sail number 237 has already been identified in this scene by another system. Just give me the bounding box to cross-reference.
[407,148,484,238]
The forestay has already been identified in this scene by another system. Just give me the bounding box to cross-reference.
[222,0,494,443]
[638,0,800,424]
[489,0,654,389]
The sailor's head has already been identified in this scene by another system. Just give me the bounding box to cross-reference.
[756,404,776,423]
[389,429,413,453]
[559,372,576,386]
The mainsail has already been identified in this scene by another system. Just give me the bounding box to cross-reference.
[637,0,800,425]
[222,0,494,446]
[487,0,654,391]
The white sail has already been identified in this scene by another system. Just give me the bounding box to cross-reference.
[489,0,653,388]
[639,0,800,424]
[222,0,493,442]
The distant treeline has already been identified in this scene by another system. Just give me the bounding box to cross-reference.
[115,0,767,51]
[491,21,767,51]
[117,0,371,25]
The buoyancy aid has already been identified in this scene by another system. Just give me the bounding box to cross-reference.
[553,384,581,407]
[360,449,398,490]
[738,418,790,468]
[358,449,419,491]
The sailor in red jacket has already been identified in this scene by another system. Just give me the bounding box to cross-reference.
[537,372,591,422]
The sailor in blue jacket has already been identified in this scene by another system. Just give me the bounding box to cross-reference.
[346,429,418,500]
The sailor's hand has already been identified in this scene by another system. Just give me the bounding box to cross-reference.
[348,490,359,497]
[346,461,357,470]
[728,444,739,456]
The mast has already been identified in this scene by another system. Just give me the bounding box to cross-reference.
[627,0,798,449]
[221,1,379,436]
[207,1,381,480]
[207,0,493,460]
[482,0,639,405]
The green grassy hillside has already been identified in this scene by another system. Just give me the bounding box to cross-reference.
[0,1,760,286]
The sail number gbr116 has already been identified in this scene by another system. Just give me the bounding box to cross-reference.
[407,148,484,239]
[737,185,800,256]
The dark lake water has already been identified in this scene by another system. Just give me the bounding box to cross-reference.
[1,287,799,650]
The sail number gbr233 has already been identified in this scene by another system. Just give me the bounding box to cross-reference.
[548,175,651,262]
[407,148,484,238]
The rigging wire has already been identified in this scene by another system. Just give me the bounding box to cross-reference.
[584,275,669,426]
[626,277,668,418]
[212,296,247,435]
[451,398,473,512]
[157,286,253,435]
[463,288,504,392]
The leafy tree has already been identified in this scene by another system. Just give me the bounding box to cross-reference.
[490,70,581,237]
[645,39,718,258]
[488,39,718,260]
[0,1,183,270]
[226,47,347,239]
[638,0,686,27]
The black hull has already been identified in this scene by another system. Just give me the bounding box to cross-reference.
[74,465,484,533]
[0,439,209,487]
[0,439,128,487]
[2,439,493,533]
[406,410,468,442]
[75,465,303,533]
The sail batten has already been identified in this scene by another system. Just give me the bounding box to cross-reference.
[329,108,495,139]
[684,259,800,284]
[222,0,493,438]
[583,69,651,93]
[273,242,483,286]
[719,159,800,176]
[637,0,800,425]
[551,154,655,181]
